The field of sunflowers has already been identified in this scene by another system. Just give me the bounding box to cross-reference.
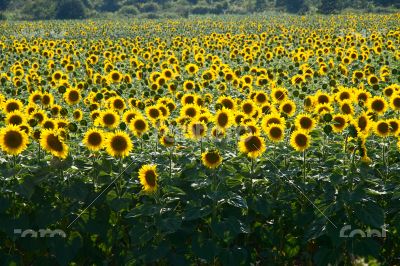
[0,13,400,265]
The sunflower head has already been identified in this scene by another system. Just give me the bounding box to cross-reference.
[105,130,133,158]
[0,125,29,155]
[238,133,266,158]
[290,130,311,152]
[201,150,222,169]
[83,128,105,152]
[138,164,158,193]
[40,129,69,159]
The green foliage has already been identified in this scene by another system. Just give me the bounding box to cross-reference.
[1,0,399,19]
[56,0,87,19]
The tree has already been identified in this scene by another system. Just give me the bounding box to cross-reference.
[319,0,338,14]
[0,0,9,11]
[101,0,121,12]
[285,0,306,13]
[56,0,86,19]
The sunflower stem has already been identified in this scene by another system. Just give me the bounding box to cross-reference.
[169,148,173,179]
[303,150,306,182]
[200,137,203,157]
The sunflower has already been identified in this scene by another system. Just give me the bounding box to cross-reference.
[367,96,387,115]
[271,87,288,103]
[185,63,199,75]
[105,130,133,158]
[290,130,311,152]
[160,134,175,147]
[353,112,371,134]
[214,108,233,129]
[390,94,400,111]
[187,120,207,140]
[0,125,29,155]
[238,133,266,158]
[180,104,200,119]
[41,93,54,106]
[217,96,236,110]
[64,88,81,105]
[95,110,120,129]
[241,100,256,116]
[129,116,149,137]
[266,124,285,143]
[374,120,390,138]
[339,100,354,115]
[5,110,26,126]
[73,109,83,121]
[40,129,69,159]
[83,128,105,151]
[295,114,316,132]
[388,118,400,136]
[315,91,332,105]
[146,105,162,122]
[108,70,122,83]
[183,80,195,91]
[2,99,23,113]
[108,96,126,112]
[279,100,296,117]
[331,114,349,133]
[138,164,158,193]
[201,150,222,169]
[367,74,379,86]
[261,113,285,131]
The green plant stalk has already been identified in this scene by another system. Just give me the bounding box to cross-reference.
[303,150,306,182]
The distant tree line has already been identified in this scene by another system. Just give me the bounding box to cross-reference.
[0,0,399,20]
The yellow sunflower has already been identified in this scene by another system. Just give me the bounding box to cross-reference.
[201,150,223,169]
[138,164,158,193]
[238,133,266,158]
[105,130,133,158]
[290,130,311,152]
[40,129,69,159]
[0,125,29,155]
[83,128,105,152]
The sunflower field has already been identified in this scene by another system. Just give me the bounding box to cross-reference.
[0,14,400,265]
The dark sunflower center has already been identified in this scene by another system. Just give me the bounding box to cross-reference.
[243,103,253,114]
[244,135,262,152]
[43,121,54,129]
[270,127,283,138]
[256,93,267,103]
[393,98,400,108]
[68,91,79,102]
[341,104,352,114]
[145,170,156,187]
[47,134,64,152]
[295,133,308,147]
[205,152,220,164]
[334,117,345,128]
[340,92,350,101]
[358,116,367,130]
[88,132,102,146]
[282,104,293,113]
[113,99,124,109]
[377,122,389,134]
[134,120,146,131]
[4,131,23,148]
[185,107,196,118]
[390,121,398,132]
[149,108,160,118]
[300,117,312,129]
[185,96,194,104]
[42,95,50,105]
[318,95,329,104]
[371,100,384,112]
[111,136,128,152]
[221,99,234,109]
[217,113,229,127]
[9,115,23,125]
[275,91,285,100]
[112,73,120,81]
[103,113,116,125]
[6,102,20,113]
